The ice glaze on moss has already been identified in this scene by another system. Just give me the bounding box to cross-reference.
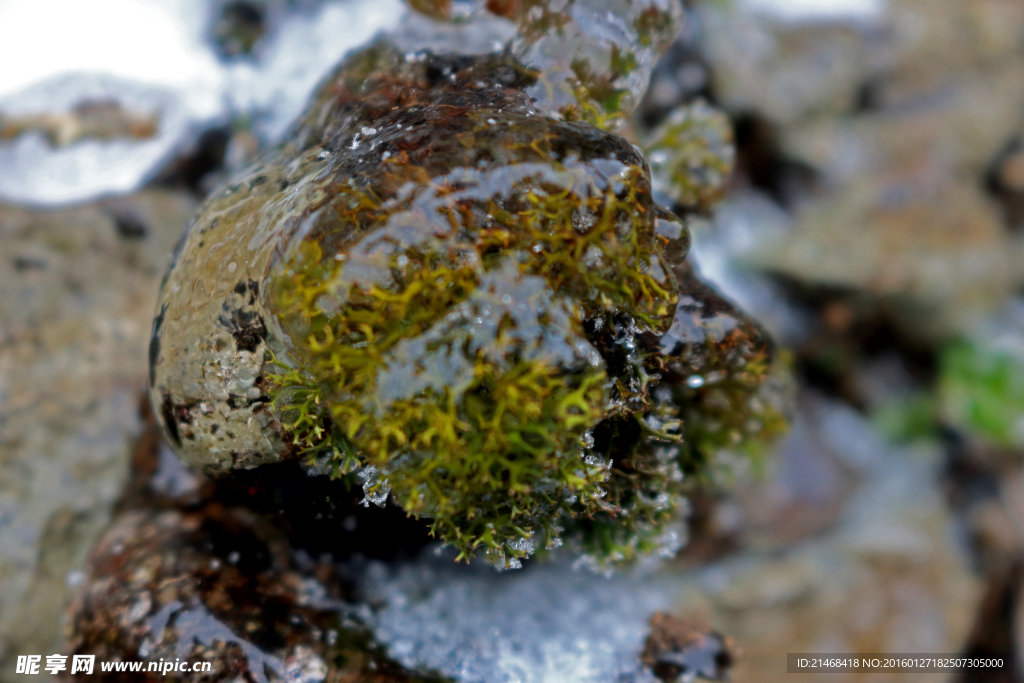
[264,43,686,565]
[149,6,784,568]
[645,100,736,213]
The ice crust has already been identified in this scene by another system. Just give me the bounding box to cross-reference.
[362,557,678,683]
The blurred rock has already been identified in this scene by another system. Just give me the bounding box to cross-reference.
[696,3,887,125]
[692,0,1024,341]
[0,190,194,672]
[670,397,982,683]
[0,100,159,148]
[881,0,1024,98]
[641,613,734,683]
[989,137,1024,231]
[752,169,1015,340]
[780,63,1024,182]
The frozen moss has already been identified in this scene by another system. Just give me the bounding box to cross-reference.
[150,8,783,568]
[645,100,735,213]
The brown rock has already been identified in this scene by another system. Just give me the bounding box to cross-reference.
[641,612,735,682]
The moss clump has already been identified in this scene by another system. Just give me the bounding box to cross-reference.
[645,100,736,213]
[147,34,783,568]
[265,44,686,566]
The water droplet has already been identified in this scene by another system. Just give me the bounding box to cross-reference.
[686,375,705,388]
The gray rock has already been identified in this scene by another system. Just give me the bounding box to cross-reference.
[0,190,195,673]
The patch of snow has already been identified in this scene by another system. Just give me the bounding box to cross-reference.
[0,74,203,206]
[0,0,403,206]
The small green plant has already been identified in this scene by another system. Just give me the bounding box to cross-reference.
[940,339,1024,448]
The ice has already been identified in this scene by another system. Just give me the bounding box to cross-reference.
[224,0,405,142]
[362,557,680,683]
[358,465,392,508]
[687,190,810,345]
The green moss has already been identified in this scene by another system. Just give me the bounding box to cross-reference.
[645,101,735,213]
[873,392,939,444]
[241,43,784,568]
[940,339,1024,448]
[263,50,684,565]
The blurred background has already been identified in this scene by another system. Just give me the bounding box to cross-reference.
[0,0,1023,681]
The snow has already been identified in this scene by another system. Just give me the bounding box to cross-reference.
[0,0,403,206]
[739,0,885,23]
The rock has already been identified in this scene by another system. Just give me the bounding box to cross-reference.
[667,399,981,683]
[750,168,1015,340]
[696,2,887,125]
[691,0,1024,340]
[641,613,734,682]
[780,62,1024,183]
[881,0,1024,98]
[0,190,195,672]
[66,504,443,683]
